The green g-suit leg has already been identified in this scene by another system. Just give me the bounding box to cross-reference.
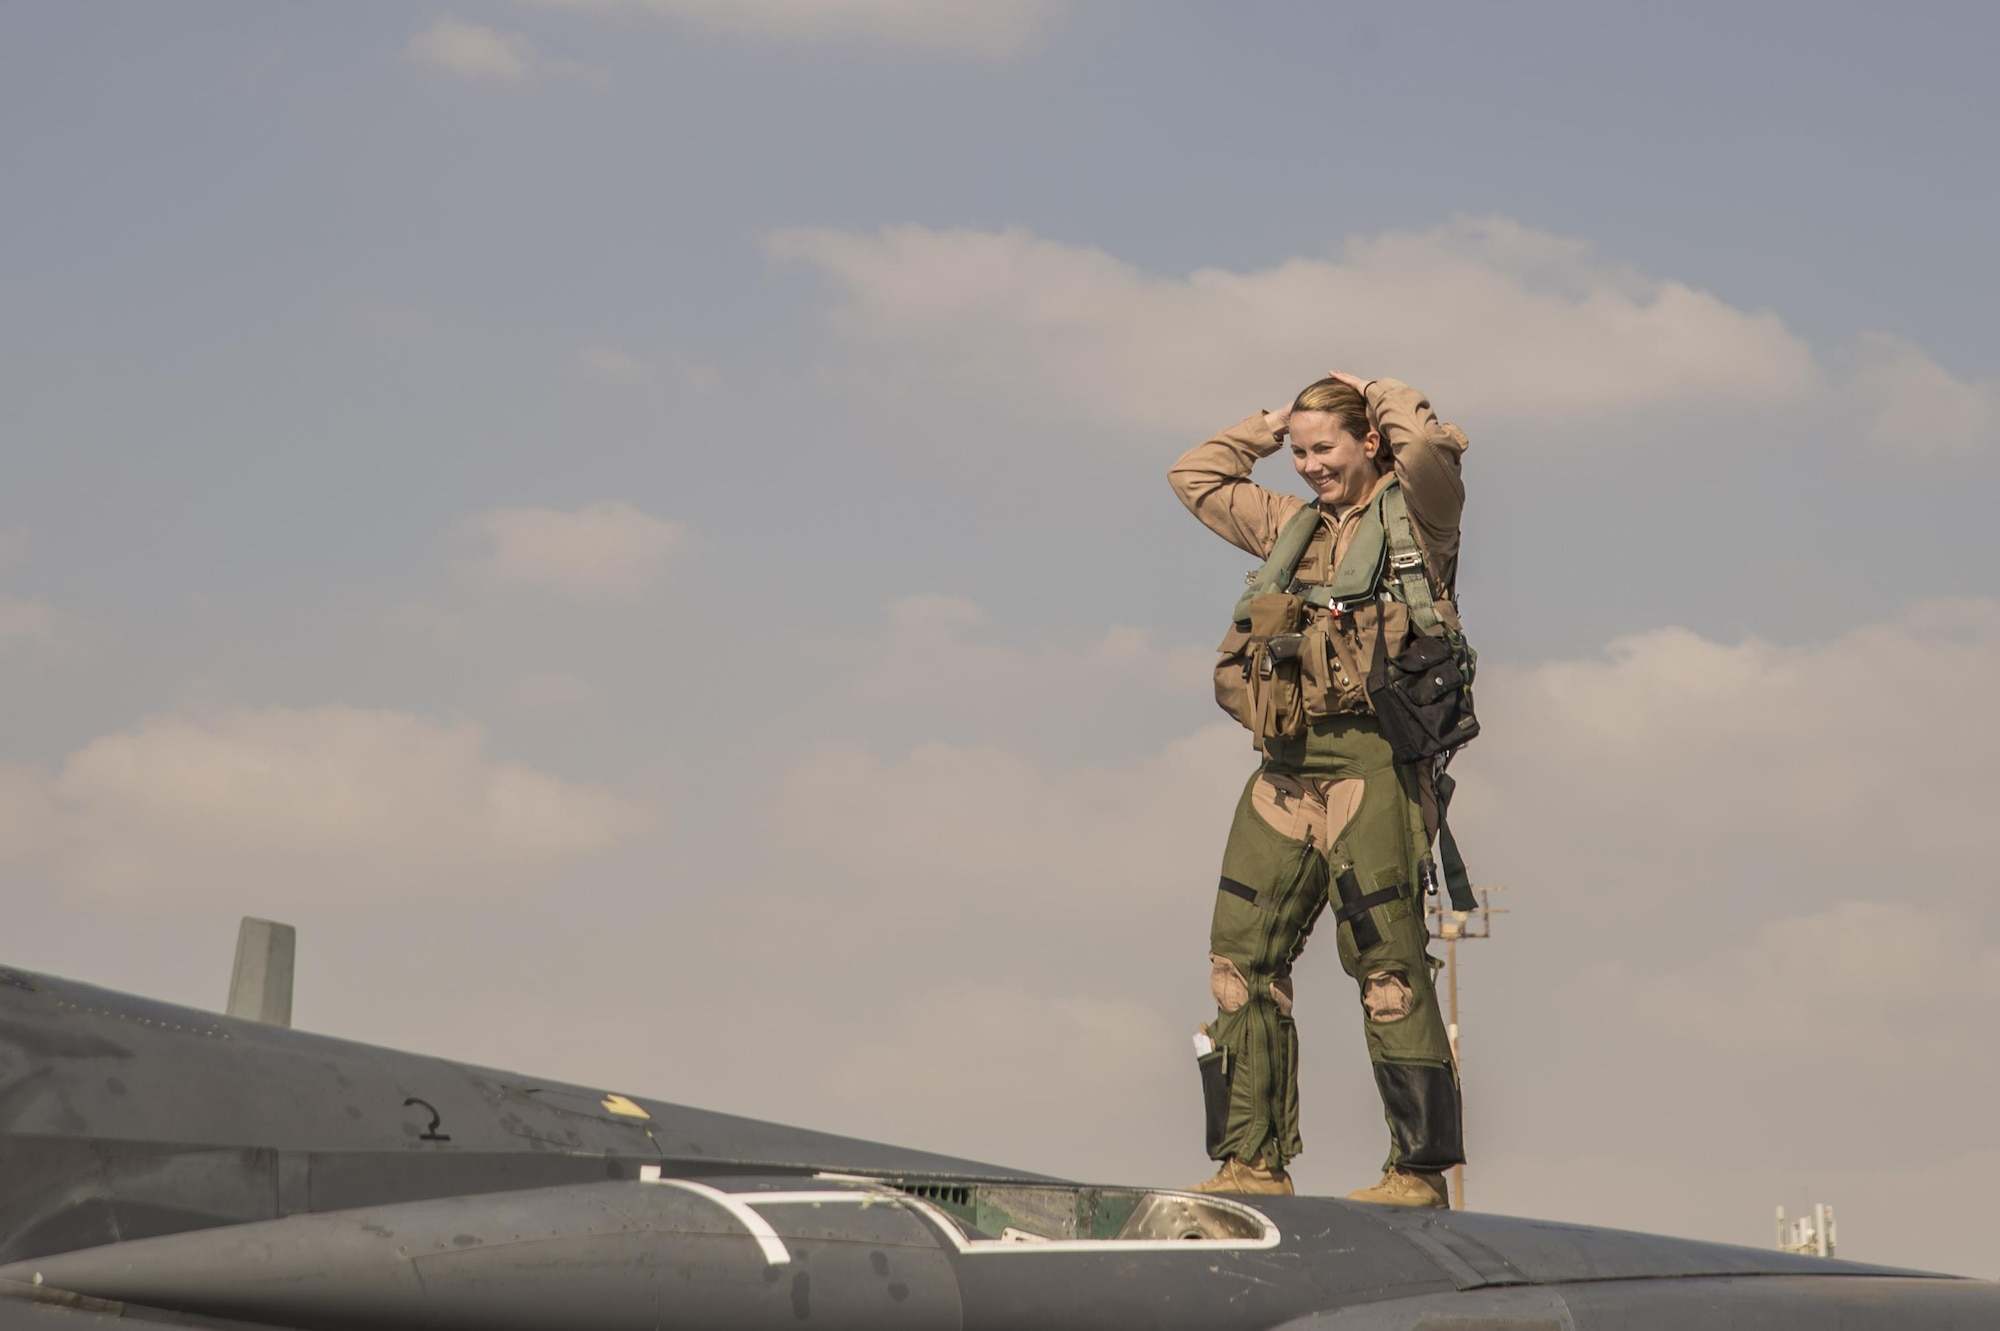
[1326,736,1462,1172]
[1202,773,1328,1173]
[1200,724,1463,1175]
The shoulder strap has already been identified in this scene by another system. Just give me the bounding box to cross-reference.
[1379,482,1445,637]
[1231,503,1322,625]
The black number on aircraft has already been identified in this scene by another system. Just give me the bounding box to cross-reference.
[403,1097,451,1142]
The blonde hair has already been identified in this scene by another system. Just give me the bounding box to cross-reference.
[1290,378,1384,470]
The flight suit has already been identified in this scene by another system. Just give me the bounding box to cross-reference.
[1170,380,1469,1178]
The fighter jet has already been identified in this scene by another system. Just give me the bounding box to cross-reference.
[1,921,1993,1330]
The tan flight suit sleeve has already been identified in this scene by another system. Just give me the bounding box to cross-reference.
[1367,378,1468,588]
[1168,412,1311,559]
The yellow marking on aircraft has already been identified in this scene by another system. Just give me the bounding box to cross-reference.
[601,1093,650,1119]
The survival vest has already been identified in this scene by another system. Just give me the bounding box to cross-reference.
[1212,479,1481,904]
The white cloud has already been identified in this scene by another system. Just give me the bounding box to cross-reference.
[401,15,602,84]
[816,984,1186,1177]
[526,0,1064,56]
[784,722,1250,913]
[0,595,89,660]
[1623,899,2000,1063]
[1407,603,2000,1279]
[500,668,597,711]
[45,706,639,894]
[846,593,1209,728]
[771,217,1825,435]
[576,345,654,383]
[1849,331,1997,456]
[772,218,1997,455]
[403,15,535,81]
[575,344,721,393]
[1465,596,2000,870]
[0,763,54,863]
[466,501,686,599]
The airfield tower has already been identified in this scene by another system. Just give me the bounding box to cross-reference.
[1776,1204,1837,1258]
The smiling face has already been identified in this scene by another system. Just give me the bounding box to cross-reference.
[1289,411,1384,509]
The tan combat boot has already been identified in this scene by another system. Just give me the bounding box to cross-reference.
[1188,1156,1295,1196]
[1345,1167,1449,1208]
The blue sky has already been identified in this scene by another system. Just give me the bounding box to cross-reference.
[3,1,1998,1277]
[11,3,1998,359]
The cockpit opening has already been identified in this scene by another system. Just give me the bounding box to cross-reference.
[888,1181,1274,1247]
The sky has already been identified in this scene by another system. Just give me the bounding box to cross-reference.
[3,0,1999,1279]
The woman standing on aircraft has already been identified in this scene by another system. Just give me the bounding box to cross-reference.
[1168,371,1472,1207]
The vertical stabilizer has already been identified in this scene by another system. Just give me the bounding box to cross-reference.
[226,917,296,1027]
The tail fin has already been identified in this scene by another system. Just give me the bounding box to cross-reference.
[225,917,295,1027]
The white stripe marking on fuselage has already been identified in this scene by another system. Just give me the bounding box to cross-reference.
[646,1177,793,1266]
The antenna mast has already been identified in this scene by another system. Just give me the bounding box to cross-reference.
[1426,885,1507,1211]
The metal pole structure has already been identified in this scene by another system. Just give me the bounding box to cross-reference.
[1446,929,1461,1211]
[1427,886,1507,1212]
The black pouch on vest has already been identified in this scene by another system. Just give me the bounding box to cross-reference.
[1367,627,1480,764]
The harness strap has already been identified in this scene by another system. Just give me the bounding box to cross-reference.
[1298,586,1375,613]
[1237,472,1455,621]
[1433,767,1477,912]
[1232,503,1324,626]
[1380,484,1444,638]
[1255,482,1442,627]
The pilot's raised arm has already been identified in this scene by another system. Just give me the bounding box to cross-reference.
[1365,377,1468,589]
[1167,409,1311,560]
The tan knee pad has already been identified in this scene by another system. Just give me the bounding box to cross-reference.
[1362,970,1415,1023]
[1210,954,1250,1013]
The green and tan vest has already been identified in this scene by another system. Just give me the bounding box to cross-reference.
[1212,479,1463,748]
